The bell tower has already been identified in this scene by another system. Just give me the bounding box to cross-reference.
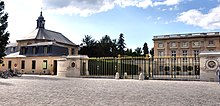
[36,11,45,29]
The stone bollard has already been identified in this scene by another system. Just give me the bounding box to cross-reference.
[86,70,90,75]
[139,72,144,80]
[115,72,119,80]
[124,72,127,79]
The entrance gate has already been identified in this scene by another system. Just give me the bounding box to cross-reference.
[152,56,200,80]
[80,55,200,80]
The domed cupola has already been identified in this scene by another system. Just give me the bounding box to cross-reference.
[36,11,45,29]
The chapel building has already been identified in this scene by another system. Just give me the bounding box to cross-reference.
[0,12,79,75]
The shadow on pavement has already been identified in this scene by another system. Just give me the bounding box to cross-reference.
[0,82,13,86]
[18,75,68,81]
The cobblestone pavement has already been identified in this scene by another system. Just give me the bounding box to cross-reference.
[0,75,220,106]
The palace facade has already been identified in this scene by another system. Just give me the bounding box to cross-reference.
[0,12,79,75]
[153,32,220,57]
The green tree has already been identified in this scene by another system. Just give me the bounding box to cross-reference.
[79,35,97,57]
[125,48,133,56]
[0,1,9,63]
[81,35,95,47]
[111,39,118,57]
[150,48,154,58]
[79,35,118,57]
[134,47,142,56]
[143,42,149,55]
[98,35,113,57]
[117,33,126,55]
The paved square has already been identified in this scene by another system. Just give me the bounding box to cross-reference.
[0,75,220,106]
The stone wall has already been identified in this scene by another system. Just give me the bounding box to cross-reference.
[57,55,88,77]
[200,52,220,82]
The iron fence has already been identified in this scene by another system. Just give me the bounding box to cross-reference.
[152,55,200,80]
[80,55,200,80]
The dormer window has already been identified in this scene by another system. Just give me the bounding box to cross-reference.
[21,47,26,55]
[32,47,36,54]
[10,47,15,53]
[43,46,48,54]
[27,42,32,45]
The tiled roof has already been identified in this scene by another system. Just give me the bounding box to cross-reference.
[5,52,26,58]
[6,43,17,47]
[27,41,66,47]
[18,28,76,46]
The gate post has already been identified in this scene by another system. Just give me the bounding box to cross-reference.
[145,54,149,79]
[199,52,220,82]
[148,55,151,78]
[118,54,122,79]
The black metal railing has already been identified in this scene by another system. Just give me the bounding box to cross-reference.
[80,55,200,80]
[152,55,200,80]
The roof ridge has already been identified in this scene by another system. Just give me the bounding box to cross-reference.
[44,28,62,34]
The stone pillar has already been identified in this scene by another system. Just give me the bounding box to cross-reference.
[57,58,67,77]
[199,52,220,82]
[57,55,89,77]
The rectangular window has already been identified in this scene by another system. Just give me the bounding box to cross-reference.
[193,50,200,62]
[182,50,188,62]
[10,47,15,53]
[32,60,36,69]
[44,46,48,54]
[71,48,75,55]
[158,51,164,56]
[21,60,25,69]
[32,47,36,54]
[171,51,176,57]
[208,40,214,45]
[208,40,215,46]
[194,50,199,56]
[182,50,187,56]
[171,42,177,47]
[8,61,12,69]
[182,42,188,47]
[43,60,47,69]
[21,47,26,54]
[171,50,176,61]
[158,43,164,48]
[192,41,200,47]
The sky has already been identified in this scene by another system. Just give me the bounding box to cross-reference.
[4,0,220,50]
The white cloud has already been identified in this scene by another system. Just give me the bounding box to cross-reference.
[162,8,167,11]
[43,0,182,17]
[136,0,153,8]
[157,17,161,20]
[153,0,182,6]
[44,0,115,17]
[177,5,220,30]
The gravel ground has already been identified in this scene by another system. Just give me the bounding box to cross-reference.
[0,75,220,106]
